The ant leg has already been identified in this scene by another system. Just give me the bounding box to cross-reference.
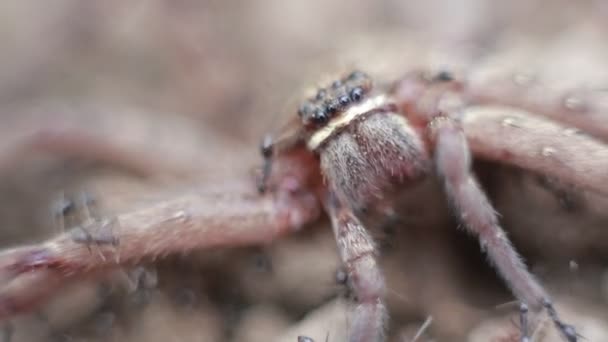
[430,116,577,342]
[325,192,386,342]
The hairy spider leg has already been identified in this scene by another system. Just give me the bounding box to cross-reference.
[430,115,578,342]
[325,192,387,342]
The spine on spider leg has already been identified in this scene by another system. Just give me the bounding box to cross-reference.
[430,117,548,310]
[325,193,387,342]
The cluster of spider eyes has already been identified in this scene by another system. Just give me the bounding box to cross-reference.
[298,70,371,125]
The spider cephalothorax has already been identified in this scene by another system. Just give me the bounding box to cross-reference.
[264,71,430,210]
[305,72,430,211]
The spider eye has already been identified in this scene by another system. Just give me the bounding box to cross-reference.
[349,87,364,102]
[331,80,343,89]
[312,108,329,124]
[298,103,313,117]
[326,100,339,114]
[315,88,327,100]
[338,95,350,106]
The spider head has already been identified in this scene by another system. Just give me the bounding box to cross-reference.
[297,70,373,127]
[301,70,397,152]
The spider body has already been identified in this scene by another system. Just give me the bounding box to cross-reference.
[259,70,579,342]
[319,108,429,210]
[302,71,430,211]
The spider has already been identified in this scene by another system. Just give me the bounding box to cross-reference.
[256,70,581,342]
[0,66,606,340]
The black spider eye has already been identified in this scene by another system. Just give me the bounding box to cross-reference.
[326,100,339,114]
[298,103,312,117]
[338,95,350,106]
[315,88,327,100]
[312,108,328,124]
[350,87,364,102]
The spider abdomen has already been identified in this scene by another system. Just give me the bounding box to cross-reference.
[319,112,430,210]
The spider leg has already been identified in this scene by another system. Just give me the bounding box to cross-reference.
[468,76,608,141]
[430,116,577,342]
[0,173,321,320]
[393,73,608,196]
[258,117,306,193]
[325,192,386,342]
[461,105,608,196]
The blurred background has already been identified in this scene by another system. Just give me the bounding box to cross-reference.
[0,0,607,341]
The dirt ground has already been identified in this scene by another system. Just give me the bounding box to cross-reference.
[0,1,607,341]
